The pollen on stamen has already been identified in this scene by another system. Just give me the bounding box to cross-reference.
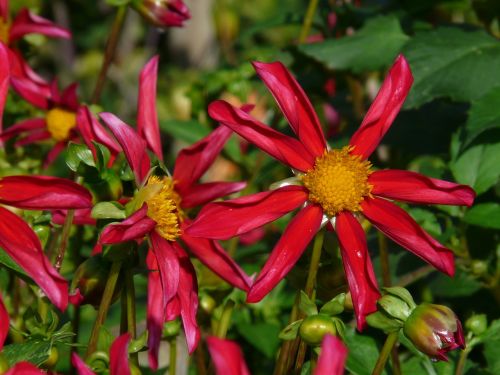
[145,175,183,241]
[300,146,372,217]
[46,107,77,141]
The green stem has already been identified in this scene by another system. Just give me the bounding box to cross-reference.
[54,209,74,272]
[91,5,127,104]
[195,344,208,375]
[70,305,81,375]
[125,267,138,365]
[85,261,122,358]
[169,338,177,375]
[273,292,300,375]
[215,300,235,338]
[372,332,399,375]
[298,0,319,44]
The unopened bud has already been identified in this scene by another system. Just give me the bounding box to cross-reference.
[299,314,338,346]
[131,0,190,28]
[465,314,487,336]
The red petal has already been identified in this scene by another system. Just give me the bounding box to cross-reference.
[146,251,163,371]
[206,337,251,375]
[60,83,79,110]
[370,169,475,207]
[7,49,50,89]
[172,243,200,354]
[5,362,45,375]
[71,353,96,375]
[0,175,92,209]
[10,75,49,109]
[150,231,180,309]
[110,333,131,375]
[208,100,315,171]
[185,186,308,240]
[100,112,150,184]
[52,208,96,226]
[137,55,162,160]
[0,294,8,350]
[9,9,71,42]
[335,212,380,331]
[1,118,46,141]
[15,130,50,147]
[173,125,232,191]
[0,1,7,20]
[0,43,9,134]
[99,204,156,244]
[349,55,413,159]
[181,222,252,291]
[314,334,348,375]
[180,181,246,208]
[253,61,326,157]
[0,207,68,311]
[43,140,67,168]
[247,204,323,303]
[361,197,455,276]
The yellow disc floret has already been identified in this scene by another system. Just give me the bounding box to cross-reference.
[145,175,183,241]
[301,146,372,217]
[46,107,77,141]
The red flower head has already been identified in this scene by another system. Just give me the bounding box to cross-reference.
[96,56,250,368]
[185,56,476,330]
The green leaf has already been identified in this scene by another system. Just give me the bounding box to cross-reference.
[299,15,409,73]
[129,331,148,353]
[236,322,280,358]
[92,141,111,171]
[66,142,95,172]
[105,0,130,6]
[366,311,403,333]
[451,141,500,195]
[299,291,318,316]
[428,269,482,297]
[2,339,51,366]
[319,293,345,316]
[160,120,210,145]
[0,248,28,277]
[464,203,500,229]
[403,27,500,108]
[279,319,303,340]
[91,201,127,220]
[465,86,500,144]
[345,328,385,375]
[480,319,500,373]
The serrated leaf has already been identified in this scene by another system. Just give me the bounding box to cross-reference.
[66,142,95,172]
[299,291,318,316]
[279,319,303,340]
[2,339,51,366]
[465,86,500,145]
[403,27,500,108]
[91,201,126,220]
[299,15,409,73]
[464,203,500,229]
[319,293,345,316]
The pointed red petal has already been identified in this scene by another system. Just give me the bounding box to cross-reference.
[349,55,413,159]
[208,100,315,171]
[137,55,162,160]
[15,130,50,147]
[0,0,7,20]
[181,222,252,291]
[180,181,246,208]
[9,75,49,109]
[1,118,46,141]
[253,61,326,157]
[370,169,475,207]
[247,204,323,303]
[110,333,131,375]
[43,140,67,168]
[0,175,92,209]
[314,334,348,375]
[99,204,156,244]
[361,197,455,276]
[0,43,9,134]
[335,212,380,331]
[71,353,96,375]
[0,207,68,311]
[207,337,251,375]
[9,9,71,42]
[146,251,163,371]
[100,112,151,184]
[5,362,45,375]
[0,294,8,350]
[185,186,308,240]
[173,125,233,191]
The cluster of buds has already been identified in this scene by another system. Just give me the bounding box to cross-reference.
[367,287,465,361]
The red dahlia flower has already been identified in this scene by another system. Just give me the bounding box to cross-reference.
[96,56,250,367]
[185,56,475,329]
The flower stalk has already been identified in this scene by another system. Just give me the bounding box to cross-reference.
[54,209,74,272]
[372,331,399,375]
[298,0,319,44]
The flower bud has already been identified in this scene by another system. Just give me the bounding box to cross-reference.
[299,314,338,346]
[403,303,465,361]
[465,314,487,336]
[131,0,190,28]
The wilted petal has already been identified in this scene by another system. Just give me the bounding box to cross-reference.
[0,207,68,311]
[349,55,413,160]
[247,204,323,303]
[173,125,233,192]
[370,170,475,207]
[335,212,380,330]
[361,197,455,276]
[253,61,326,157]
[0,175,92,210]
[185,186,308,240]
[180,181,246,208]
[206,336,251,375]
[9,9,71,42]
[315,334,347,375]
[208,100,315,171]
[0,294,7,350]
[99,204,156,244]
[71,353,96,375]
[137,55,162,160]
[146,251,163,371]
[110,333,131,375]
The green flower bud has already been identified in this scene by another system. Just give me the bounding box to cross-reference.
[465,314,487,336]
[299,314,337,346]
[163,319,181,340]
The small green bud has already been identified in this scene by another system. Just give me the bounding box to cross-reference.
[465,314,487,335]
[470,260,488,276]
[299,314,337,346]
[163,319,182,339]
[199,294,216,315]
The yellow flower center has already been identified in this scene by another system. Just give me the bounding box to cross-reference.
[301,146,372,217]
[0,17,10,44]
[145,175,183,241]
[46,107,77,141]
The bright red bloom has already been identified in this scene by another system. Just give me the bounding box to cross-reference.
[96,56,250,367]
[186,56,476,330]
[206,336,251,375]
[4,361,45,374]
[315,334,347,375]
